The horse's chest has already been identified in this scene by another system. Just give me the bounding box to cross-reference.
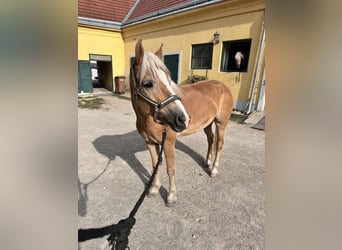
[137,118,163,143]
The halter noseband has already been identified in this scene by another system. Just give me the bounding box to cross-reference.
[130,66,181,123]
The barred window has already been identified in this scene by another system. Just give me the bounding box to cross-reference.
[191,43,213,69]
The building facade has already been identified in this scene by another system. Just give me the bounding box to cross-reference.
[78,0,265,113]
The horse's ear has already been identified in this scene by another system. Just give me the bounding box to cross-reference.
[155,43,163,60]
[135,39,144,65]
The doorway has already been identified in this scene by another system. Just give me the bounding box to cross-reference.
[164,53,180,84]
[89,54,113,91]
[78,60,93,93]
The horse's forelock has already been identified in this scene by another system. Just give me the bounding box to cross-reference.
[140,52,170,83]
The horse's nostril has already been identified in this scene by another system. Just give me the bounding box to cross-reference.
[176,115,186,125]
[175,113,191,130]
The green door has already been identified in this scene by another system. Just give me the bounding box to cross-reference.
[164,54,179,84]
[78,60,93,93]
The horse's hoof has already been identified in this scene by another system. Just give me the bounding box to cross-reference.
[166,200,176,207]
[209,167,218,177]
[167,193,177,207]
[147,186,160,197]
[147,192,158,198]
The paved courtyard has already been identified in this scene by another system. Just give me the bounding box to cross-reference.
[78,94,265,250]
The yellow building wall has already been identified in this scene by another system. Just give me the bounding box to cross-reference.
[122,0,265,110]
[78,26,125,79]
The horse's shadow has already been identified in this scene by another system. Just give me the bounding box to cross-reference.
[91,130,209,206]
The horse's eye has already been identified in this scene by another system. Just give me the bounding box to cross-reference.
[142,81,153,89]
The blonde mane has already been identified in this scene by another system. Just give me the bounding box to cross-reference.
[140,52,170,83]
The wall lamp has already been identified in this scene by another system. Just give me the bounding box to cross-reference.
[213,31,220,44]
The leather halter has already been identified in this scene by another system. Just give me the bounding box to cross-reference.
[130,66,181,123]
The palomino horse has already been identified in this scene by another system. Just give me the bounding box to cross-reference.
[130,40,233,206]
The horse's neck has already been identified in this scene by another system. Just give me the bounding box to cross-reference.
[170,81,181,93]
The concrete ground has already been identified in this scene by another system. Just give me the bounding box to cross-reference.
[78,94,265,250]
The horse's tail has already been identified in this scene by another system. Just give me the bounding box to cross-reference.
[212,122,218,158]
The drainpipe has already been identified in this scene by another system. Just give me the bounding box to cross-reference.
[245,22,265,115]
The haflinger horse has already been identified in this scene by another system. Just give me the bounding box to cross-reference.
[130,40,233,206]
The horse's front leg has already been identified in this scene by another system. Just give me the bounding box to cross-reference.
[164,139,177,207]
[146,142,161,196]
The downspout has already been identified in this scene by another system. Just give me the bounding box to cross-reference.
[245,22,265,115]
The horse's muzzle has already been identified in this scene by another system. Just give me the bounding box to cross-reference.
[171,113,191,132]
[155,99,190,132]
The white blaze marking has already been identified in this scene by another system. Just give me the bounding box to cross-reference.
[158,69,190,127]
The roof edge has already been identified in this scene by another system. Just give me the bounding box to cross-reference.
[78,17,122,30]
[122,0,141,24]
[78,0,228,30]
[122,0,224,27]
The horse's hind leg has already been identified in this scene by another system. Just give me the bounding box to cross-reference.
[210,121,228,177]
[204,122,214,167]
[146,143,161,196]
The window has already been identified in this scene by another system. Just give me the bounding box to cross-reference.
[191,43,213,69]
[221,39,252,72]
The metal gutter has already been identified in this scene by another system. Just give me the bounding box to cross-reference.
[78,17,122,30]
[245,22,265,115]
[122,0,224,28]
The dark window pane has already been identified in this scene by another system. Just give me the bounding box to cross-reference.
[202,58,210,67]
[191,43,213,69]
[192,58,200,68]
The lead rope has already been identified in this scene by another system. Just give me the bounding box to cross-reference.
[78,130,167,250]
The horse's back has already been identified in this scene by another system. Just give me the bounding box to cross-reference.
[196,80,233,123]
[179,80,233,109]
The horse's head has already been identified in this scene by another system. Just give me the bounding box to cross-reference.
[131,40,190,132]
[235,51,245,69]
